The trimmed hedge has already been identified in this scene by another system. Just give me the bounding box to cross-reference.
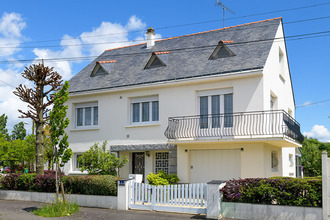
[0,173,117,196]
[220,177,322,207]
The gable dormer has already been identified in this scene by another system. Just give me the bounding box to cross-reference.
[209,41,235,60]
[144,52,169,69]
[91,60,116,77]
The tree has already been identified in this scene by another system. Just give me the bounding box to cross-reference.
[11,122,27,140]
[13,62,63,175]
[78,141,127,176]
[0,114,9,140]
[300,137,325,177]
[49,81,72,202]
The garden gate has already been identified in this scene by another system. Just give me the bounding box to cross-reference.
[128,181,207,214]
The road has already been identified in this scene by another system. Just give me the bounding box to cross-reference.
[0,199,235,220]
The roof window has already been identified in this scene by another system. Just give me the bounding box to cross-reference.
[209,41,235,60]
[91,60,116,77]
[144,52,169,69]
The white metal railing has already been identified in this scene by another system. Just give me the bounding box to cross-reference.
[128,181,207,214]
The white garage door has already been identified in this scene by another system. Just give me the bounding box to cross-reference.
[190,149,241,183]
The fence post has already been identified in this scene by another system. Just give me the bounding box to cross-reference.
[117,178,133,210]
[322,151,328,220]
[206,180,226,219]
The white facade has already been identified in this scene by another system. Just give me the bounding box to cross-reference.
[64,20,302,183]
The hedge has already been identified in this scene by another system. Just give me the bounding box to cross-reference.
[220,177,322,207]
[0,173,117,196]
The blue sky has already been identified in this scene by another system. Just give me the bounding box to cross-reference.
[0,0,329,141]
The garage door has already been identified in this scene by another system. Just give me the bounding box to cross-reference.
[190,149,241,183]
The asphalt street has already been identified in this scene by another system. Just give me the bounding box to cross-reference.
[0,199,235,220]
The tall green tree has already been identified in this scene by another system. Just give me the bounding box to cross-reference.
[11,122,26,140]
[300,137,325,177]
[49,81,72,202]
[0,114,9,140]
[13,63,63,175]
[78,141,127,176]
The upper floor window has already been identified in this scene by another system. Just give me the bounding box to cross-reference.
[75,102,98,128]
[130,96,159,125]
[198,88,233,128]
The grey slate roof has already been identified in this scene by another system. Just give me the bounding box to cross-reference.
[69,18,282,94]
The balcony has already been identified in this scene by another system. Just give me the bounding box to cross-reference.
[164,110,304,144]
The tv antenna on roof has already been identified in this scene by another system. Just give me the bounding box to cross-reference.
[216,0,235,28]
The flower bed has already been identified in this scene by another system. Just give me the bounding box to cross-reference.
[220,177,322,207]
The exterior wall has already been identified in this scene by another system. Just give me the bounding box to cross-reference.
[281,147,296,177]
[176,142,282,183]
[65,72,265,174]
[263,21,295,116]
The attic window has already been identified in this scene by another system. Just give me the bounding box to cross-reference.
[144,52,169,69]
[209,41,235,60]
[91,60,116,77]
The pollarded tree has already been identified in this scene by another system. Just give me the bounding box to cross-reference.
[13,62,63,175]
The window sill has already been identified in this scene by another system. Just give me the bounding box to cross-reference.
[125,123,160,128]
[68,170,88,175]
[71,126,99,131]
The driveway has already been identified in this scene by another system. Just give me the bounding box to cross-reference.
[0,199,235,220]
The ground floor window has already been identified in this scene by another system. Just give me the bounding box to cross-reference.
[155,152,169,174]
[74,154,82,170]
[271,151,279,172]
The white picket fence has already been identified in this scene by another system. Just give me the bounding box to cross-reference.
[128,181,207,214]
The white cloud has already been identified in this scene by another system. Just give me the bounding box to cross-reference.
[302,101,311,107]
[33,35,83,80]
[303,125,330,142]
[0,12,25,57]
[125,15,146,31]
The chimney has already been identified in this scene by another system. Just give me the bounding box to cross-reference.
[146,27,155,48]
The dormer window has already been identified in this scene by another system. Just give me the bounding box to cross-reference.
[144,52,169,69]
[209,41,235,60]
[91,60,116,77]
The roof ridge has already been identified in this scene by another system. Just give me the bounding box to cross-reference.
[104,17,281,52]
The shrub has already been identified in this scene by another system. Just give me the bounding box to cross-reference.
[0,173,117,196]
[147,171,180,185]
[63,175,117,196]
[220,177,322,207]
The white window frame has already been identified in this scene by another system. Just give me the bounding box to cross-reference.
[73,153,83,171]
[271,151,279,172]
[154,152,169,174]
[130,96,159,125]
[197,88,233,128]
[75,102,98,128]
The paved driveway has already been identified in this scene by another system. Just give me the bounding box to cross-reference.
[0,200,235,220]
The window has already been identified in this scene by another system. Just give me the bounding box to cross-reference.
[155,152,169,174]
[74,154,83,170]
[131,96,159,124]
[271,151,279,172]
[198,89,233,128]
[209,41,235,60]
[75,103,98,128]
[289,154,294,167]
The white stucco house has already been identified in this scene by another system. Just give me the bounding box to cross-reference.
[64,17,303,183]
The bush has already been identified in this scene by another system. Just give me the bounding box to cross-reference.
[147,171,180,185]
[220,177,322,207]
[0,173,117,196]
[63,175,117,196]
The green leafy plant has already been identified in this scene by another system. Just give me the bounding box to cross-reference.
[220,177,322,207]
[78,141,127,176]
[33,198,79,217]
[147,171,180,185]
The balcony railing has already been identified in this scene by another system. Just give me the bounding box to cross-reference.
[164,110,304,143]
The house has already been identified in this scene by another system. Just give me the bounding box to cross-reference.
[64,17,303,183]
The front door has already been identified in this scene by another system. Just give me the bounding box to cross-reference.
[132,152,145,176]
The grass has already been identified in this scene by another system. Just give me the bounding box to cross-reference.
[33,198,79,217]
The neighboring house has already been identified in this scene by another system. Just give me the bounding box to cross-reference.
[64,17,303,183]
